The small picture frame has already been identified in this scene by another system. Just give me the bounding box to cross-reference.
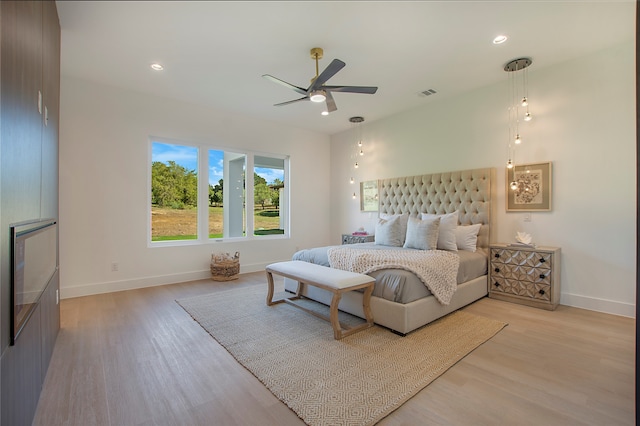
[506,162,552,212]
[360,180,378,212]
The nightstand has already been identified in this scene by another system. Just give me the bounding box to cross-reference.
[342,234,374,244]
[489,243,561,310]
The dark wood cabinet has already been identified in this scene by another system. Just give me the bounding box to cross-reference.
[40,0,61,220]
[0,2,61,425]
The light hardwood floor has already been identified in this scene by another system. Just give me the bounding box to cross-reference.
[33,272,635,425]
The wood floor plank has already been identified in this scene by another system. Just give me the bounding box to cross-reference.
[33,272,635,425]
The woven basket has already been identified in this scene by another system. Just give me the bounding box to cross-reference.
[210,251,240,281]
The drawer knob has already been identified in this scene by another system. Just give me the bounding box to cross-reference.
[539,258,546,263]
[494,267,500,273]
[494,253,500,258]
[494,282,500,287]
[539,289,545,295]
[540,274,546,279]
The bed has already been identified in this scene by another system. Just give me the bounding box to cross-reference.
[284,167,496,335]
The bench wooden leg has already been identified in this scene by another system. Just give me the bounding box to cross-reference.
[329,292,343,340]
[265,271,276,306]
[362,284,374,326]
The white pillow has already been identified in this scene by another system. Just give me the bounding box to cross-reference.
[455,224,482,252]
[374,215,404,247]
[421,211,458,251]
[379,213,409,245]
[403,216,440,250]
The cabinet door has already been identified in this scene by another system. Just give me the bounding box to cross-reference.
[41,0,60,220]
[1,0,44,351]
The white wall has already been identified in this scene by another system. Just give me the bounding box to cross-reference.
[59,77,331,298]
[330,42,636,317]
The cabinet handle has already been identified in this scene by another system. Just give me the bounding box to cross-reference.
[539,289,545,295]
[38,90,42,114]
[494,253,500,258]
[539,274,546,279]
[494,267,500,273]
[539,258,546,263]
[493,282,500,287]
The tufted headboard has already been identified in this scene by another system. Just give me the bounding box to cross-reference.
[378,168,496,255]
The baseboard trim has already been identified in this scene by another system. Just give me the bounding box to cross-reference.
[60,262,272,299]
[561,292,636,318]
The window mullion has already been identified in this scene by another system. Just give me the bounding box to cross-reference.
[246,155,255,237]
[198,146,209,241]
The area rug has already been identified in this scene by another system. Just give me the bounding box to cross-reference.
[177,285,507,426]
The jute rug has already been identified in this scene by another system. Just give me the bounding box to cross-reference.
[177,285,507,426]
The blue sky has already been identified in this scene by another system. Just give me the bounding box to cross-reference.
[152,142,283,185]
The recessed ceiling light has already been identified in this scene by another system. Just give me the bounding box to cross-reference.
[493,35,508,45]
[150,63,164,71]
[321,111,329,116]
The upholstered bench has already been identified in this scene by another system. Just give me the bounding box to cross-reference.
[265,260,375,340]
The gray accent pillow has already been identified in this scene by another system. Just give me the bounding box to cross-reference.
[421,211,458,251]
[403,216,441,250]
[379,213,409,245]
[374,216,405,247]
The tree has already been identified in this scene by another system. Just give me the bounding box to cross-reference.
[208,179,224,207]
[254,182,271,209]
[151,161,197,208]
[254,173,266,186]
[271,187,280,209]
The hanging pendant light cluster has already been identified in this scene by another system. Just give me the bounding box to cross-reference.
[349,116,365,199]
[504,58,533,190]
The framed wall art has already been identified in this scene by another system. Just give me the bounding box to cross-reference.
[506,162,552,212]
[360,180,379,212]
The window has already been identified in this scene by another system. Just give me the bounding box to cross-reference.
[151,142,198,241]
[253,156,286,236]
[150,139,288,244]
[209,149,246,239]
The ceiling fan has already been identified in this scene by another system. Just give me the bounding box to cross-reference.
[262,48,378,114]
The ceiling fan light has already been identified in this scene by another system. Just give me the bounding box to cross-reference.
[310,90,326,103]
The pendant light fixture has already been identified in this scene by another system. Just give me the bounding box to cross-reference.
[349,116,365,200]
[350,116,364,172]
[504,58,533,190]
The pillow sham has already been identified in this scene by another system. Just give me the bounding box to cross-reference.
[421,211,458,251]
[403,216,440,251]
[379,213,409,245]
[374,215,404,247]
[455,223,482,252]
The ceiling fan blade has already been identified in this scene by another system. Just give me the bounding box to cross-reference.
[273,96,309,107]
[262,74,307,95]
[310,59,346,90]
[323,85,378,94]
[325,92,337,112]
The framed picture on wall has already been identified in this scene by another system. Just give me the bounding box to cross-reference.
[360,180,378,212]
[506,162,552,212]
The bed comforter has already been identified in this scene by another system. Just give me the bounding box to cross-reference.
[292,242,487,305]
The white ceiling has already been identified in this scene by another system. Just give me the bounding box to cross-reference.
[56,1,635,136]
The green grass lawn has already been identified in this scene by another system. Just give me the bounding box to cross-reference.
[151,206,283,241]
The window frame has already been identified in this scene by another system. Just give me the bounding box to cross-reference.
[148,137,290,247]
